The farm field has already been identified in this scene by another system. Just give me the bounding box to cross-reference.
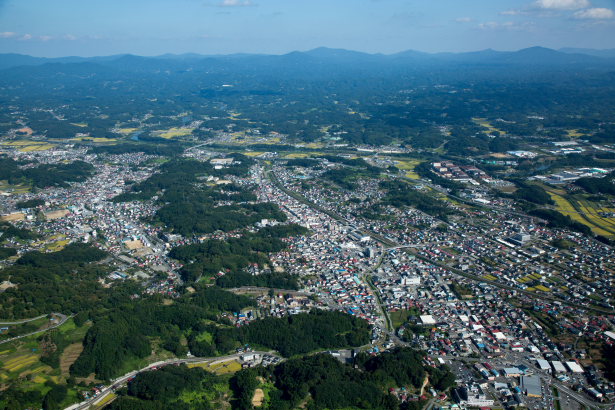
[472,117,506,135]
[0,140,55,152]
[71,137,117,143]
[395,160,422,179]
[188,359,242,375]
[0,318,92,403]
[156,127,194,139]
[545,188,615,238]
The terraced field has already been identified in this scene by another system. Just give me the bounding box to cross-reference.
[546,188,615,237]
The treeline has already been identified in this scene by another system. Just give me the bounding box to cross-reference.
[0,243,113,318]
[71,286,254,379]
[381,180,454,221]
[188,310,369,362]
[0,247,17,260]
[230,348,453,410]
[0,156,94,188]
[89,142,184,157]
[170,224,307,287]
[319,156,382,190]
[15,198,45,209]
[285,158,320,168]
[574,174,615,195]
[0,221,38,240]
[529,208,593,236]
[155,193,286,237]
[71,287,253,379]
[101,348,454,410]
[237,310,369,357]
[113,156,286,236]
[70,292,366,380]
[108,365,225,410]
[114,155,254,202]
[512,182,553,205]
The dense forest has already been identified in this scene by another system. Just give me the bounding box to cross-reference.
[574,172,615,195]
[170,224,307,287]
[112,156,288,236]
[0,243,113,318]
[109,348,454,410]
[0,156,94,188]
[380,180,454,221]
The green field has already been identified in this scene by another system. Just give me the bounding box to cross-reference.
[545,187,615,238]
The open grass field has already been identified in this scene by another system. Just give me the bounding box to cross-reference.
[395,160,422,179]
[43,238,71,252]
[0,180,31,194]
[389,309,419,329]
[92,392,116,409]
[60,343,84,376]
[71,137,118,143]
[472,117,505,135]
[566,129,585,138]
[283,153,312,159]
[156,127,194,139]
[117,128,139,135]
[188,359,242,375]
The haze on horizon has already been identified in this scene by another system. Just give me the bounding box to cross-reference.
[1,0,615,57]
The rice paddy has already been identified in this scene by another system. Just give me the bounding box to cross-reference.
[546,188,615,237]
[0,140,56,152]
[395,160,422,179]
[71,137,118,143]
[156,127,194,139]
[117,128,139,135]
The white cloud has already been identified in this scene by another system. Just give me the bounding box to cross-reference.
[39,35,53,41]
[20,34,32,40]
[0,31,17,38]
[217,0,255,6]
[534,0,590,10]
[573,7,614,19]
[63,34,78,41]
[455,17,473,23]
[500,10,525,16]
[478,21,535,31]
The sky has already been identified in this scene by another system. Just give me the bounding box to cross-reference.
[0,0,614,57]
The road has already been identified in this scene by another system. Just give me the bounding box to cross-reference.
[0,314,48,325]
[0,313,70,345]
[65,351,279,410]
[267,166,611,315]
[266,166,615,408]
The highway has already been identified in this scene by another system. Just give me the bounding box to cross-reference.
[65,351,279,410]
[0,313,70,346]
[0,314,48,325]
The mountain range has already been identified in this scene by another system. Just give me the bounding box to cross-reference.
[1,46,614,71]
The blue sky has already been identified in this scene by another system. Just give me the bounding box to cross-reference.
[0,0,614,56]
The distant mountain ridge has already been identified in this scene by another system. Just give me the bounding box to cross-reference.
[1,46,614,73]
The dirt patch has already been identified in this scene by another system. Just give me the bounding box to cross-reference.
[252,388,265,407]
[60,343,84,375]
